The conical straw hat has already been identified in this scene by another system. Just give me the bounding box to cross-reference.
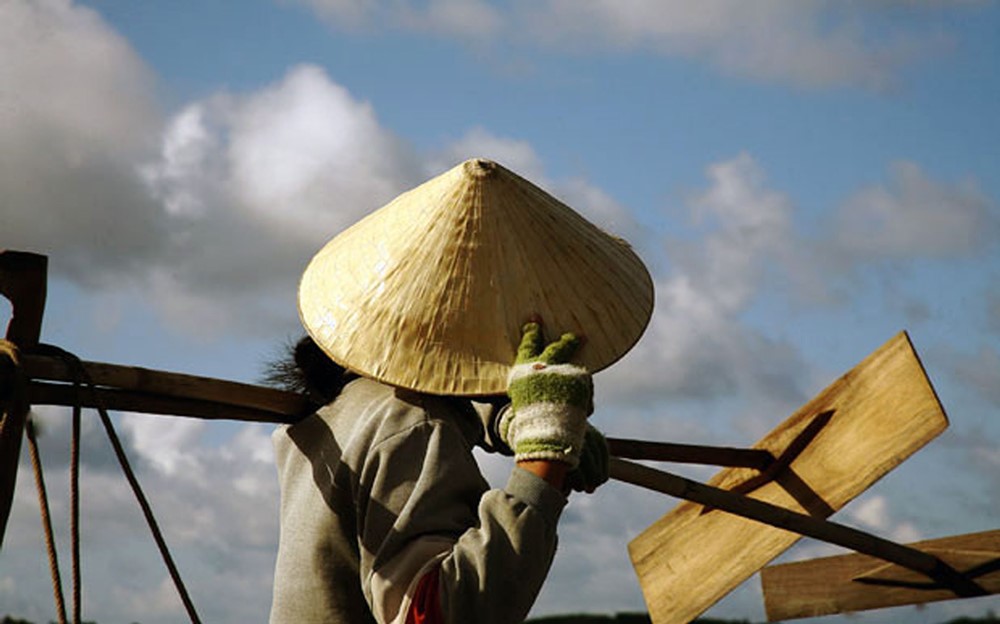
[298,158,654,396]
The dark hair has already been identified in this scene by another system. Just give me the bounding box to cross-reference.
[262,335,356,405]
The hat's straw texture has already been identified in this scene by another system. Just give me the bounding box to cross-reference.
[298,158,654,396]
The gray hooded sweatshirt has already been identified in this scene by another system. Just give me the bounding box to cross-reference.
[269,376,566,623]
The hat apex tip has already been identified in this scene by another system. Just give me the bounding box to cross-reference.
[463,158,498,178]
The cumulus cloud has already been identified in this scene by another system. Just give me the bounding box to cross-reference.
[294,0,971,89]
[601,154,810,408]
[139,64,423,334]
[988,288,1000,335]
[943,345,1000,409]
[0,3,645,340]
[0,0,164,285]
[833,161,999,262]
[291,0,503,38]
[848,494,922,543]
[431,126,644,242]
[545,1,962,90]
[139,68,651,336]
[8,409,280,624]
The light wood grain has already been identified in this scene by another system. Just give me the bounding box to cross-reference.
[761,530,1000,620]
[628,331,949,624]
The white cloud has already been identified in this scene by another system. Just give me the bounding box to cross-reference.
[223,65,417,238]
[120,413,207,475]
[945,345,1000,408]
[431,126,546,179]
[848,494,923,544]
[7,410,281,624]
[0,0,164,285]
[833,161,999,261]
[1,6,646,340]
[293,0,972,89]
[601,154,809,405]
[292,0,502,38]
[850,494,892,530]
[536,1,967,89]
[432,127,643,241]
[139,64,425,335]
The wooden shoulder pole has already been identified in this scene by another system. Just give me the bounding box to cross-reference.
[0,251,48,549]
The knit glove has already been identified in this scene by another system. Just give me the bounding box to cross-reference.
[500,322,593,468]
[483,406,608,493]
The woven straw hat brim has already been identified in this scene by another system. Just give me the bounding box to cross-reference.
[299,158,654,396]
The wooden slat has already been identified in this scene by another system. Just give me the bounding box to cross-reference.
[761,530,1000,620]
[628,332,949,624]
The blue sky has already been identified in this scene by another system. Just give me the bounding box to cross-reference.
[2,1,999,623]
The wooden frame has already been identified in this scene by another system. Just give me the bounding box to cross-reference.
[2,251,995,624]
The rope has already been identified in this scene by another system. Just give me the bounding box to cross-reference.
[34,345,203,624]
[26,416,68,624]
[4,338,69,624]
[70,378,82,624]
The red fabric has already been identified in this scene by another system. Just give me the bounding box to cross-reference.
[406,566,443,624]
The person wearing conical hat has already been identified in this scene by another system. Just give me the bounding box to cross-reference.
[269,159,653,623]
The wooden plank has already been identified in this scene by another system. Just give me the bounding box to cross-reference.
[761,530,1000,620]
[611,459,987,598]
[628,332,949,624]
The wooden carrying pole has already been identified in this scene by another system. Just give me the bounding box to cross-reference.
[21,354,311,425]
[17,345,988,598]
[20,352,774,468]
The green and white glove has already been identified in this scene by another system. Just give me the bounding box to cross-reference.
[500,322,594,468]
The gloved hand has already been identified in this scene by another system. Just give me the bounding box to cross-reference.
[500,322,593,468]
[566,424,610,493]
[483,406,609,493]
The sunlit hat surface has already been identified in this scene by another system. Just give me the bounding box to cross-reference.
[298,158,654,396]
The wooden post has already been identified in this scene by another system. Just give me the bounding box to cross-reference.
[0,251,48,549]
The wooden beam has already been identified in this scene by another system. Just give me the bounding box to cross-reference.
[761,530,1000,620]
[26,381,303,424]
[627,332,949,624]
[22,354,311,422]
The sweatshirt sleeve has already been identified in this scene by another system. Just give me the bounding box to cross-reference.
[358,413,566,624]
